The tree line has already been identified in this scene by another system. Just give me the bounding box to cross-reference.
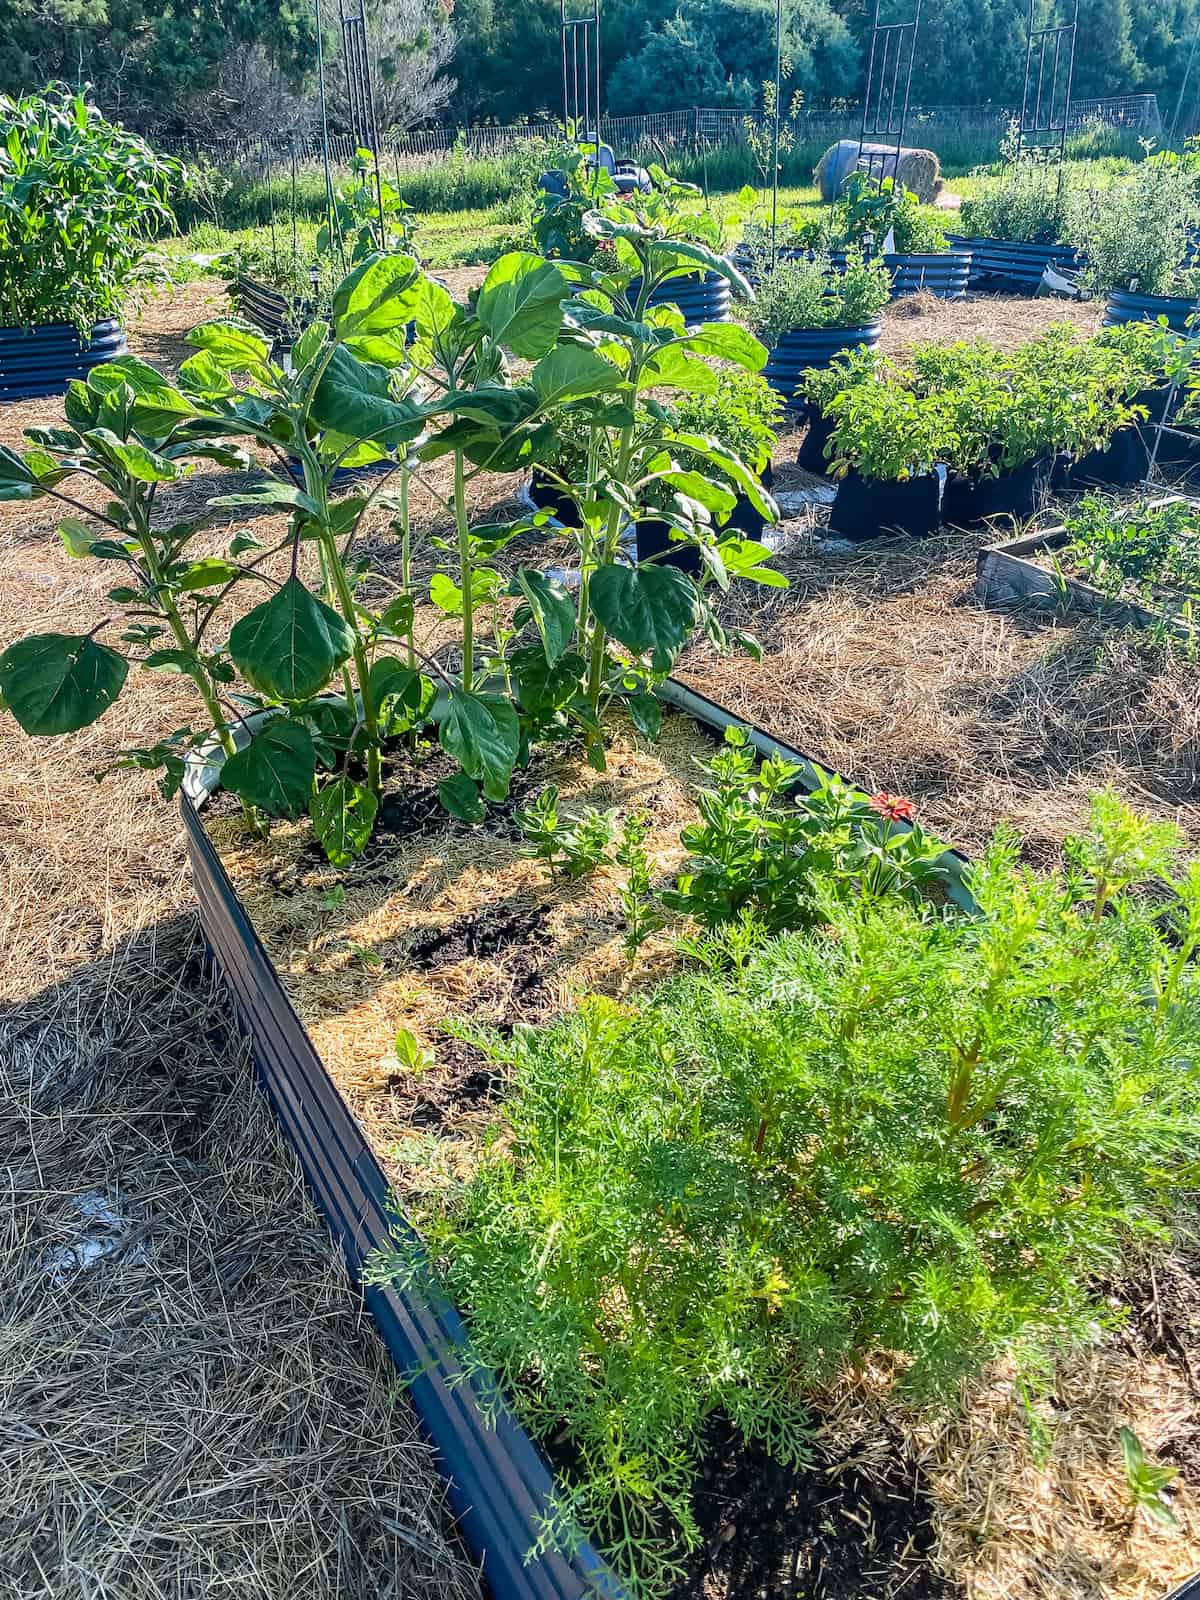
[2,0,1198,139]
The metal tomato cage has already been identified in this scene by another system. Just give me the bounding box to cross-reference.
[855,0,922,190]
[560,0,601,151]
[316,0,389,267]
[1016,0,1079,169]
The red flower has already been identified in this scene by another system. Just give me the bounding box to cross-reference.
[869,792,917,823]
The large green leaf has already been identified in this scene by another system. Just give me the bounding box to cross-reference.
[681,322,768,372]
[227,578,354,701]
[311,345,427,448]
[475,252,569,358]
[529,344,620,407]
[84,428,183,483]
[221,718,315,817]
[639,343,719,394]
[185,320,273,372]
[312,776,378,864]
[588,563,702,672]
[511,645,585,713]
[509,567,576,664]
[651,240,754,301]
[670,430,779,522]
[659,469,737,521]
[207,480,321,518]
[439,688,520,802]
[332,253,421,340]
[0,444,40,502]
[0,632,128,734]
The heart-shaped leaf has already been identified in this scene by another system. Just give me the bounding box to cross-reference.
[221,718,315,817]
[439,688,520,802]
[588,563,702,672]
[509,567,576,664]
[312,345,426,448]
[312,775,379,864]
[228,578,354,702]
[0,632,128,734]
[530,344,620,407]
[332,253,421,339]
[475,252,569,358]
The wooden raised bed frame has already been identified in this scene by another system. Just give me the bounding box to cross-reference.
[976,494,1200,640]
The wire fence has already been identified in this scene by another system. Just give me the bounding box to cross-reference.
[170,92,1160,175]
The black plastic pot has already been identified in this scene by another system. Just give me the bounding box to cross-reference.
[635,515,703,576]
[764,323,881,409]
[945,235,1081,295]
[0,319,127,402]
[1103,288,1200,335]
[1072,385,1184,487]
[884,251,971,300]
[942,457,1051,528]
[797,406,837,474]
[528,468,581,527]
[828,466,942,541]
[629,269,731,325]
[726,461,774,540]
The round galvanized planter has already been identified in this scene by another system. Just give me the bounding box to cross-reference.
[885,251,971,300]
[1103,289,1200,335]
[828,467,942,541]
[631,269,731,324]
[763,322,882,408]
[945,235,1081,294]
[1165,1573,1200,1600]
[0,318,127,402]
[235,274,317,343]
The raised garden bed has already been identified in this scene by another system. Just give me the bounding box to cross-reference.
[0,318,128,401]
[945,235,1080,295]
[976,494,1200,639]
[182,681,973,1600]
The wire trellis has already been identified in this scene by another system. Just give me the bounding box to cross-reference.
[1017,0,1079,167]
[856,0,921,190]
[560,0,601,150]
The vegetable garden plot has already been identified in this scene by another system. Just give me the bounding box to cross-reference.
[977,495,1200,640]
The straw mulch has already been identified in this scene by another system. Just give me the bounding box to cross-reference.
[0,279,479,1600]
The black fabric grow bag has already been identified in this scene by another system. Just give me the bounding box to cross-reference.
[942,457,1051,527]
[629,270,731,324]
[797,406,837,474]
[1073,385,1189,485]
[764,323,881,408]
[828,467,942,541]
[945,235,1081,294]
[635,515,704,576]
[529,468,582,527]
[0,318,127,401]
[1103,289,1200,335]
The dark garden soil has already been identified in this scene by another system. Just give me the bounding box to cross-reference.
[671,1421,958,1600]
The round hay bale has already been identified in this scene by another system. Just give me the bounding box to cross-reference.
[814,140,943,204]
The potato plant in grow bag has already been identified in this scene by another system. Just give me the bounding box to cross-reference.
[0,243,782,860]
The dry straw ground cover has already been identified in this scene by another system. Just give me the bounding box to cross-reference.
[2,276,1199,1600]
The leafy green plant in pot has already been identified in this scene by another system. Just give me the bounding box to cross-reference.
[664,366,782,540]
[1069,156,1200,330]
[1077,318,1200,482]
[792,343,881,473]
[824,359,949,540]
[747,247,890,412]
[0,84,183,395]
[0,242,784,856]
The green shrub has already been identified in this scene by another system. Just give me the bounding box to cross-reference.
[1065,495,1200,602]
[0,84,182,330]
[1069,156,1200,298]
[959,126,1077,244]
[377,792,1200,1597]
[745,246,890,340]
[668,366,782,473]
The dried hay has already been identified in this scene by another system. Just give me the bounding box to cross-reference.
[3,276,1199,1600]
[210,715,714,1189]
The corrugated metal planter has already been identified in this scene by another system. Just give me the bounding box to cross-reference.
[235,274,315,342]
[885,251,971,300]
[1103,289,1200,334]
[0,319,127,402]
[182,683,973,1600]
[763,323,881,408]
[945,235,1081,294]
[630,270,731,325]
